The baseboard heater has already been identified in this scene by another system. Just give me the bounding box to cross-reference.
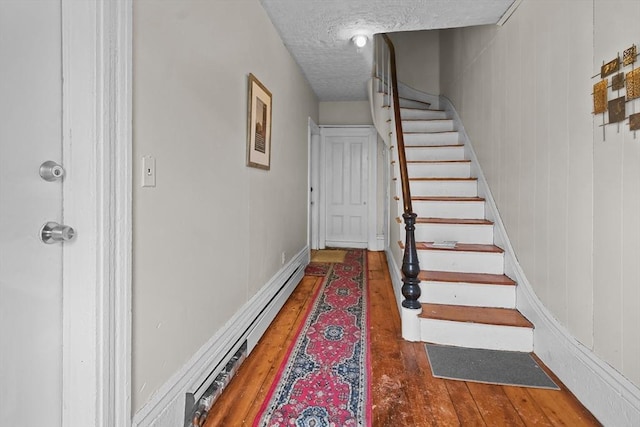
[185,341,247,427]
[183,261,304,427]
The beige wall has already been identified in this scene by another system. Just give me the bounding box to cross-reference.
[388,30,440,95]
[440,0,639,387]
[133,0,318,411]
[319,101,372,125]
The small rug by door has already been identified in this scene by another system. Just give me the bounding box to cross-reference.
[254,249,370,426]
[310,249,347,264]
[425,343,559,390]
[304,262,331,277]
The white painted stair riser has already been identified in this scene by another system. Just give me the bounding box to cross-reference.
[407,161,471,178]
[410,179,478,197]
[402,119,455,133]
[420,281,516,308]
[404,132,459,146]
[401,109,448,120]
[418,249,504,274]
[412,200,485,219]
[420,319,533,352]
[405,146,465,161]
[413,222,494,244]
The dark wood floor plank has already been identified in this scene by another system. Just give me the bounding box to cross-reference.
[445,380,485,425]
[502,386,553,427]
[527,354,602,426]
[466,382,526,426]
[403,340,461,426]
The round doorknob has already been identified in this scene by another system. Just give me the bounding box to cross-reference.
[40,222,75,244]
[39,161,65,181]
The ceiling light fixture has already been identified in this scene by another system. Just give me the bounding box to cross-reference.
[352,34,367,48]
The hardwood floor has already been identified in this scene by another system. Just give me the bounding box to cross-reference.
[205,251,601,426]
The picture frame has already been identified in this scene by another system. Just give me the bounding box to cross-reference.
[246,73,272,170]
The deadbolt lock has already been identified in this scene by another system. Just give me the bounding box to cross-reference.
[40,222,75,244]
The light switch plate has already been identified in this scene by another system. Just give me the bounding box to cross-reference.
[142,155,156,187]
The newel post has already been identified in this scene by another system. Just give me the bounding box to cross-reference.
[401,212,421,309]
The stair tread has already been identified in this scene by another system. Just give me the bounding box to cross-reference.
[415,217,493,225]
[416,241,504,253]
[420,303,532,328]
[412,196,485,202]
[405,144,463,148]
[404,131,458,135]
[419,270,516,286]
[401,107,445,112]
[410,177,477,181]
[407,160,470,164]
[402,118,451,122]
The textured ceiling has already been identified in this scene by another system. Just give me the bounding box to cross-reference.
[260,0,515,101]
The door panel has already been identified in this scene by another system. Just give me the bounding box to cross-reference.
[0,2,63,426]
[324,132,369,247]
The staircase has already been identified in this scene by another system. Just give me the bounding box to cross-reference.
[390,96,534,352]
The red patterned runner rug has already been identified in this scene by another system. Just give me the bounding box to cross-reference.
[254,249,370,426]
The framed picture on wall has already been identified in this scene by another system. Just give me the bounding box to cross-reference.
[247,73,272,170]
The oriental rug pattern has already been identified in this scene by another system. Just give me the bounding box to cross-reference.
[254,249,370,427]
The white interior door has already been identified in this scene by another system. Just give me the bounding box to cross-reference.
[321,127,373,248]
[0,2,64,426]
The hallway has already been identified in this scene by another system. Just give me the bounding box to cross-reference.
[205,251,601,426]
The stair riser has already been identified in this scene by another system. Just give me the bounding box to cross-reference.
[402,120,454,133]
[419,282,516,308]
[420,319,533,352]
[413,223,494,244]
[399,98,430,109]
[407,162,471,178]
[405,146,465,161]
[417,250,504,274]
[401,109,448,120]
[412,200,485,219]
[410,180,478,197]
[405,132,459,146]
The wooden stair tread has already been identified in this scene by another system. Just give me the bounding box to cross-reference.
[401,107,445,112]
[419,270,516,286]
[402,118,451,122]
[407,160,470,164]
[416,241,503,253]
[404,131,458,135]
[420,303,532,328]
[412,196,485,202]
[415,217,493,225]
[410,177,477,182]
[405,144,463,148]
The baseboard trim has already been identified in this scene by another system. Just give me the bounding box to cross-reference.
[439,95,640,426]
[384,248,404,314]
[132,246,309,427]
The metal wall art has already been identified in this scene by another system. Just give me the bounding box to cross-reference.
[601,57,620,78]
[593,80,608,114]
[609,97,626,123]
[593,44,640,138]
[624,45,637,67]
[629,113,640,131]
[612,73,625,91]
[626,68,640,100]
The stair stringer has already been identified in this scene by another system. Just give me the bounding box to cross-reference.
[438,95,640,427]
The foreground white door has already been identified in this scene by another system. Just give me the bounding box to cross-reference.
[321,127,376,249]
[0,2,64,425]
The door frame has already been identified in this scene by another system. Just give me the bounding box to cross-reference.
[61,1,132,426]
[317,125,377,250]
[308,118,321,250]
